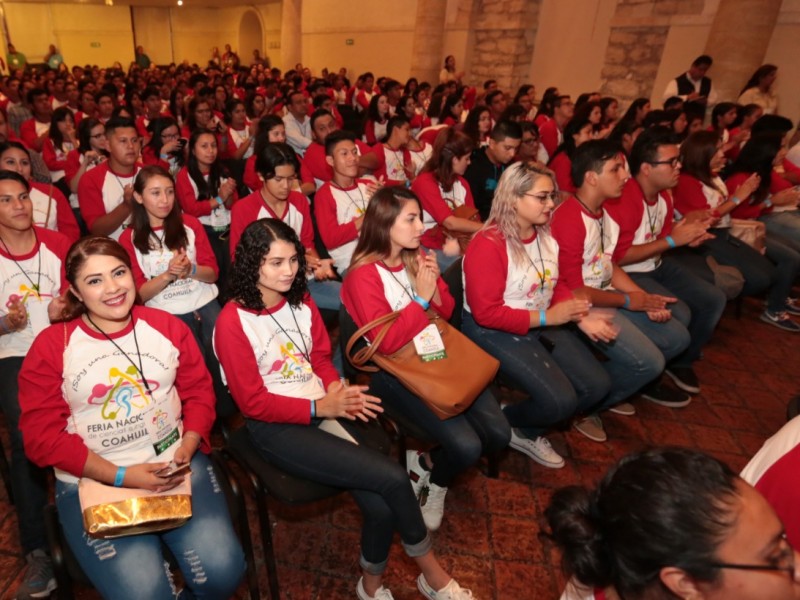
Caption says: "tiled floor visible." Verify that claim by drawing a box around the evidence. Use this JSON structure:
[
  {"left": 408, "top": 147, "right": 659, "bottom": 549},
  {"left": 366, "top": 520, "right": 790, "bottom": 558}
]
[{"left": 0, "top": 297, "right": 798, "bottom": 599}]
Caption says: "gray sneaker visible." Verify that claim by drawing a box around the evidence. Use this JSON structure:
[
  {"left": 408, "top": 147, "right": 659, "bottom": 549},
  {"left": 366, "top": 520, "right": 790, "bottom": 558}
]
[{"left": 15, "top": 549, "right": 56, "bottom": 599}]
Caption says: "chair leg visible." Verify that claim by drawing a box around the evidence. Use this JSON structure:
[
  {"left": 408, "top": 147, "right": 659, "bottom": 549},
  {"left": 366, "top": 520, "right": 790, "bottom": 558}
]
[
  {"left": 251, "top": 474, "right": 280, "bottom": 600},
  {"left": 211, "top": 451, "right": 260, "bottom": 600},
  {"left": 0, "top": 437, "right": 13, "bottom": 504}
]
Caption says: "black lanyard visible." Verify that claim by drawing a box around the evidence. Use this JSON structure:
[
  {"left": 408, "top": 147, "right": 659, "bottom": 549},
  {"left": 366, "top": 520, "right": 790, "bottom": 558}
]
[
  {"left": 522, "top": 230, "right": 547, "bottom": 293},
  {"left": 575, "top": 195, "right": 605, "bottom": 254},
  {"left": 86, "top": 314, "right": 153, "bottom": 397},
  {"left": 331, "top": 181, "right": 367, "bottom": 215},
  {"left": 381, "top": 262, "right": 416, "bottom": 303},
  {"left": 644, "top": 197, "right": 660, "bottom": 237},
  {"left": 0, "top": 230, "right": 41, "bottom": 293},
  {"left": 266, "top": 305, "right": 310, "bottom": 363}
]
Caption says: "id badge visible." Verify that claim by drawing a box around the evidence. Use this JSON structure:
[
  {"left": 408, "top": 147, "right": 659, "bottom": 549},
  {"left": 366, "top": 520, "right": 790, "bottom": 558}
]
[
  {"left": 413, "top": 323, "right": 447, "bottom": 362},
  {"left": 142, "top": 396, "right": 180, "bottom": 456}
]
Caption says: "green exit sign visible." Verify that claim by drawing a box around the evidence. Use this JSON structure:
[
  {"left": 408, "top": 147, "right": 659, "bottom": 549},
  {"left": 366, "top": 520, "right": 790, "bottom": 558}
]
[
  {"left": 90, "top": 42, "right": 101, "bottom": 48},
  {"left": 345, "top": 39, "right": 354, "bottom": 45}
]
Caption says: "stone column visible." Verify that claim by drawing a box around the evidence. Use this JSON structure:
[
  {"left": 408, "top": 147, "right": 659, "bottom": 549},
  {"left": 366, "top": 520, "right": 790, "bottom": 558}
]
[
  {"left": 409, "top": 0, "right": 447, "bottom": 85},
  {"left": 703, "top": 0, "right": 782, "bottom": 103},
  {"left": 280, "top": 0, "right": 302, "bottom": 71}
]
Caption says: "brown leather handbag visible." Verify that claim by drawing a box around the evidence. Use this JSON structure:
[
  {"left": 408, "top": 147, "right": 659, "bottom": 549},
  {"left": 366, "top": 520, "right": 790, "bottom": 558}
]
[{"left": 346, "top": 310, "right": 499, "bottom": 419}]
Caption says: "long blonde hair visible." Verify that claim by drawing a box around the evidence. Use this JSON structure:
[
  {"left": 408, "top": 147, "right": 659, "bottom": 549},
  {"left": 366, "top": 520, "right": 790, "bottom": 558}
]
[
  {"left": 483, "top": 161, "right": 558, "bottom": 268},
  {"left": 349, "top": 186, "right": 421, "bottom": 286}
]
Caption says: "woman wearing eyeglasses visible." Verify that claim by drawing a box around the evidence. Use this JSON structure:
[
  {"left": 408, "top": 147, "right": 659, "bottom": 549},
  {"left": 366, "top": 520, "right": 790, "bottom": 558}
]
[
  {"left": 548, "top": 447, "right": 800, "bottom": 600},
  {"left": 462, "top": 162, "right": 614, "bottom": 468}
]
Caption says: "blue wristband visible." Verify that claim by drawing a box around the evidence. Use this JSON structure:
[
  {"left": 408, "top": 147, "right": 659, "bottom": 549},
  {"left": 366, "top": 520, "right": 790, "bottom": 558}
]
[
  {"left": 731, "top": 196, "right": 742, "bottom": 206},
  {"left": 413, "top": 295, "right": 430, "bottom": 310},
  {"left": 114, "top": 466, "right": 127, "bottom": 487},
  {"left": 665, "top": 235, "right": 676, "bottom": 249},
  {"left": 622, "top": 293, "right": 631, "bottom": 309},
  {"left": 191, "top": 263, "right": 197, "bottom": 276},
  {"left": 310, "top": 400, "right": 316, "bottom": 418},
  {"left": 214, "top": 195, "right": 224, "bottom": 207},
  {"left": 539, "top": 310, "right": 546, "bottom": 327}
]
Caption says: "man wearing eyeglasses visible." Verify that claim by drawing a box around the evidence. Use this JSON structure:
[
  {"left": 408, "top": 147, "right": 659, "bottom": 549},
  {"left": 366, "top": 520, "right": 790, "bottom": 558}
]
[{"left": 605, "top": 126, "right": 725, "bottom": 400}]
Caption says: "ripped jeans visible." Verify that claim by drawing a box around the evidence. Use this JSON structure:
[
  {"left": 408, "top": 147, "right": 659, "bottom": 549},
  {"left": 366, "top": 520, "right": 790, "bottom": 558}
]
[{"left": 55, "top": 453, "right": 245, "bottom": 600}]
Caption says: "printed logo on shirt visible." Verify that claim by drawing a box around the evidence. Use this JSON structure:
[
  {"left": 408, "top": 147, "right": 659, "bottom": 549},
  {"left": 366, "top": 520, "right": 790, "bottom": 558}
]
[
  {"left": 265, "top": 341, "right": 313, "bottom": 381},
  {"left": 526, "top": 269, "right": 556, "bottom": 298},
  {"left": 85, "top": 363, "right": 159, "bottom": 421}
]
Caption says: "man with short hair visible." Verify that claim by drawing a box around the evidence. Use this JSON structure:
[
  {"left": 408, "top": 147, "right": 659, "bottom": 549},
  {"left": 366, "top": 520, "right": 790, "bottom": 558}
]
[
  {"left": 19, "top": 88, "right": 52, "bottom": 152},
  {"left": 539, "top": 95, "right": 574, "bottom": 157},
  {"left": 78, "top": 116, "right": 141, "bottom": 239},
  {"left": 464, "top": 120, "right": 522, "bottom": 220},
  {"left": 283, "top": 90, "right": 312, "bottom": 157},
  {"left": 135, "top": 45, "right": 151, "bottom": 69},
  {"left": 136, "top": 86, "right": 168, "bottom": 140},
  {"left": 662, "top": 55, "right": 717, "bottom": 108},
  {"left": 0, "top": 170, "right": 71, "bottom": 599},
  {"left": 383, "top": 79, "right": 403, "bottom": 115},
  {"left": 550, "top": 139, "right": 685, "bottom": 441},
  {"left": 313, "top": 130, "right": 376, "bottom": 273},
  {"left": 485, "top": 89, "right": 507, "bottom": 125},
  {"left": 605, "top": 127, "right": 724, "bottom": 395},
  {"left": 6, "top": 43, "right": 26, "bottom": 71}
]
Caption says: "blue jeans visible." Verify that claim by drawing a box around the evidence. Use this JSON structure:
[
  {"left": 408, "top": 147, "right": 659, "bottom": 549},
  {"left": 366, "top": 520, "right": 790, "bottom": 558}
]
[
  {"left": 368, "top": 371, "right": 510, "bottom": 488},
  {"left": 0, "top": 356, "right": 48, "bottom": 553},
  {"left": 702, "top": 230, "right": 775, "bottom": 297},
  {"left": 55, "top": 453, "right": 245, "bottom": 600},
  {"left": 760, "top": 211, "right": 800, "bottom": 253},
  {"left": 461, "top": 312, "right": 610, "bottom": 438},
  {"left": 245, "top": 419, "right": 431, "bottom": 574},
  {"left": 619, "top": 285, "right": 691, "bottom": 365},
  {"left": 585, "top": 311, "right": 666, "bottom": 410},
  {"left": 629, "top": 257, "right": 726, "bottom": 366},
  {"left": 307, "top": 278, "right": 342, "bottom": 311},
  {"left": 764, "top": 233, "right": 800, "bottom": 313}
]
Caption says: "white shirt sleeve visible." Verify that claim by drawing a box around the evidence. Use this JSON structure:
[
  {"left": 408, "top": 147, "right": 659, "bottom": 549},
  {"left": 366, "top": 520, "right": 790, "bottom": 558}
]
[{"left": 283, "top": 114, "right": 312, "bottom": 156}]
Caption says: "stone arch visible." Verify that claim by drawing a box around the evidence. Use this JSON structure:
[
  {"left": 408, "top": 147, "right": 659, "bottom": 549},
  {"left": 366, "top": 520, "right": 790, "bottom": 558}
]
[{"left": 238, "top": 9, "right": 264, "bottom": 63}]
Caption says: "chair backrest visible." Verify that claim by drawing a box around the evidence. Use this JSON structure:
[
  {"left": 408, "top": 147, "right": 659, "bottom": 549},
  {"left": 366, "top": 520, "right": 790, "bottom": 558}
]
[
  {"left": 442, "top": 257, "right": 464, "bottom": 330},
  {"left": 338, "top": 305, "right": 364, "bottom": 381}
]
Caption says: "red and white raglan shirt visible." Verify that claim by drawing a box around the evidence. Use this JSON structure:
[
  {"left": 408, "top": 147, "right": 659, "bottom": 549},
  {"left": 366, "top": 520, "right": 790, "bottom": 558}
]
[
  {"left": 0, "top": 227, "right": 70, "bottom": 360},
  {"left": 549, "top": 197, "right": 619, "bottom": 292},
  {"left": 42, "top": 137, "right": 75, "bottom": 182},
  {"left": 412, "top": 171, "right": 475, "bottom": 250},
  {"left": 539, "top": 119, "right": 563, "bottom": 159},
  {"left": 740, "top": 415, "right": 800, "bottom": 550},
  {"left": 408, "top": 142, "right": 432, "bottom": 178},
  {"left": 725, "top": 171, "right": 791, "bottom": 221},
  {"left": 363, "top": 119, "right": 387, "bottom": 145},
  {"left": 29, "top": 181, "right": 80, "bottom": 243},
  {"left": 78, "top": 162, "right": 142, "bottom": 240},
  {"left": 19, "top": 117, "right": 50, "bottom": 151},
  {"left": 213, "top": 297, "right": 339, "bottom": 423},
  {"left": 174, "top": 166, "right": 236, "bottom": 233},
  {"left": 463, "top": 226, "right": 570, "bottom": 335},
  {"left": 372, "top": 143, "right": 413, "bottom": 187},
  {"left": 341, "top": 262, "right": 455, "bottom": 355},
  {"left": 119, "top": 214, "right": 219, "bottom": 315},
  {"left": 299, "top": 140, "right": 373, "bottom": 192},
  {"left": 220, "top": 125, "right": 254, "bottom": 160},
  {"left": 243, "top": 155, "right": 261, "bottom": 192},
  {"left": 673, "top": 173, "right": 732, "bottom": 228},
  {"left": 18, "top": 305, "right": 215, "bottom": 483},
  {"left": 605, "top": 178, "right": 673, "bottom": 274},
  {"left": 229, "top": 190, "right": 314, "bottom": 261},
  {"left": 549, "top": 152, "right": 575, "bottom": 194},
  {"left": 65, "top": 149, "right": 102, "bottom": 209},
  {"left": 314, "top": 179, "right": 373, "bottom": 273}
]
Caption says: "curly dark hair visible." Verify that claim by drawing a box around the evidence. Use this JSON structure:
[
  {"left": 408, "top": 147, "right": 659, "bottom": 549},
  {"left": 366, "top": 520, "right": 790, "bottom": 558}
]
[{"left": 227, "top": 218, "right": 308, "bottom": 310}]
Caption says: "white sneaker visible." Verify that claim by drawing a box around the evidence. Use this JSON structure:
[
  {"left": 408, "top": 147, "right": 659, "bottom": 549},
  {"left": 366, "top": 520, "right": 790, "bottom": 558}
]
[
  {"left": 417, "top": 575, "right": 475, "bottom": 599},
  {"left": 357, "top": 577, "right": 395, "bottom": 600},
  {"left": 508, "top": 429, "right": 565, "bottom": 469},
  {"left": 406, "top": 450, "right": 431, "bottom": 499},
  {"left": 420, "top": 482, "right": 448, "bottom": 531}
]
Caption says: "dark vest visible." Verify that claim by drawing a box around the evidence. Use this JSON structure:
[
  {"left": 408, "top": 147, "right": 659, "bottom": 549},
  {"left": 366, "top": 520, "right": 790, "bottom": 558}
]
[{"left": 675, "top": 73, "right": 711, "bottom": 98}]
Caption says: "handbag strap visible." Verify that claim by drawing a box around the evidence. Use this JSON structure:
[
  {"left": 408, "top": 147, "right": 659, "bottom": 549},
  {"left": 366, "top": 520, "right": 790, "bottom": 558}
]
[{"left": 345, "top": 310, "right": 402, "bottom": 372}]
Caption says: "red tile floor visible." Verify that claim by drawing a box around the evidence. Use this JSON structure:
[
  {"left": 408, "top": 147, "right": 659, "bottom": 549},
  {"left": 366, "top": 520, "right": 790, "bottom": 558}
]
[{"left": 0, "top": 297, "right": 798, "bottom": 599}]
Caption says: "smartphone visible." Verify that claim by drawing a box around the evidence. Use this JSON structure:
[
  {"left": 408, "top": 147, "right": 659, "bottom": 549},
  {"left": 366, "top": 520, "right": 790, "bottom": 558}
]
[{"left": 155, "top": 460, "right": 191, "bottom": 477}]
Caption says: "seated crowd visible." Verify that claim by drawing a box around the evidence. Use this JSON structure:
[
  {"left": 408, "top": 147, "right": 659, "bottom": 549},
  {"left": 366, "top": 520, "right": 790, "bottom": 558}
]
[{"left": 0, "top": 51, "right": 798, "bottom": 600}]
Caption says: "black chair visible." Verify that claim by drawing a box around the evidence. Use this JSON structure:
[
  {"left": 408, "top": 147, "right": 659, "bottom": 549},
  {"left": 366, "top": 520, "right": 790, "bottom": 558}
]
[
  {"left": 787, "top": 396, "right": 800, "bottom": 422},
  {"left": 44, "top": 450, "right": 260, "bottom": 600},
  {"left": 217, "top": 402, "right": 390, "bottom": 600}
]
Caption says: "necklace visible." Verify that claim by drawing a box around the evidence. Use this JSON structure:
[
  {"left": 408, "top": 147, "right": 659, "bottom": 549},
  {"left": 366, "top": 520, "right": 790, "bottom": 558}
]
[
  {"left": 150, "top": 228, "right": 166, "bottom": 250},
  {"left": 0, "top": 229, "right": 41, "bottom": 292},
  {"left": 86, "top": 313, "right": 153, "bottom": 396},
  {"left": 110, "top": 168, "right": 135, "bottom": 196},
  {"left": 574, "top": 195, "right": 605, "bottom": 253},
  {"left": 381, "top": 262, "right": 416, "bottom": 302},
  {"left": 644, "top": 195, "right": 661, "bottom": 237},
  {"left": 522, "top": 230, "right": 547, "bottom": 293},
  {"left": 331, "top": 181, "right": 367, "bottom": 215},
  {"left": 266, "top": 305, "right": 310, "bottom": 363}
]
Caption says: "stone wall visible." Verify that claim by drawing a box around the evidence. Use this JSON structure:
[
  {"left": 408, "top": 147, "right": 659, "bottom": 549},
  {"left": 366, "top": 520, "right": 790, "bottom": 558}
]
[
  {"left": 600, "top": 0, "right": 705, "bottom": 107},
  {"left": 467, "top": 0, "right": 542, "bottom": 90}
]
